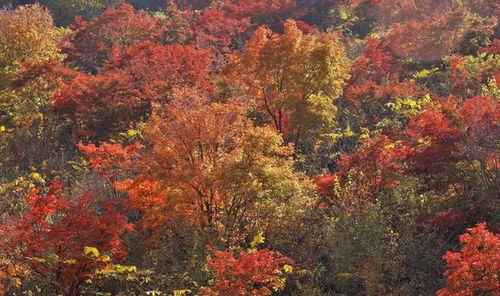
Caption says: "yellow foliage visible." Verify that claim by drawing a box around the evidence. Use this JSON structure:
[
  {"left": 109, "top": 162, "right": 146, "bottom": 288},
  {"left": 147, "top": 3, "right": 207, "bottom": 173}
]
[
  {"left": 127, "top": 129, "right": 139, "bottom": 137},
  {"left": 174, "top": 289, "right": 191, "bottom": 296},
  {"left": 250, "top": 231, "right": 266, "bottom": 248},
  {"left": 0, "top": 4, "right": 60, "bottom": 68},
  {"left": 227, "top": 19, "right": 350, "bottom": 142},
  {"left": 283, "top": 264, "right": 293, "bottom": 274},
  {"left": 0, "top": 261, "right": 27, "bottom": 293},
  {"left": 99, "top": 255, "right": 111, "bottom": 263},
  {"left": 95, "top": 263, "right": 138, "bottom": 277},
  {"left": 83, "top": 246, "right": 100, "bottom": 258},
  {"left": 28, "top": 172, "right": 45, "bottom": 184},
  {"left": 413, "top": 67, "right": 439, "bottom": 79}
]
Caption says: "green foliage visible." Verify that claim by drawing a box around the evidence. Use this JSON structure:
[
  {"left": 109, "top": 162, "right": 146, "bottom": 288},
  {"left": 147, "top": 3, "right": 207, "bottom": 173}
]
[{"left": 322, "top": 178, "right": 452, "bottom": 295}]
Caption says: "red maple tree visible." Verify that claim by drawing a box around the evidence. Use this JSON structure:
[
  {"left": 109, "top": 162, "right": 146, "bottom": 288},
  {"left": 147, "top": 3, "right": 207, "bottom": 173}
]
[
  {"left": 0, "top": 181, "right": 133, "bottom": 295},
  {"left": 62, "top": 4, "right": 164, "bottom": 72},
  {"left": 438, "top": 223, "right": 500, "bottom": 296}
]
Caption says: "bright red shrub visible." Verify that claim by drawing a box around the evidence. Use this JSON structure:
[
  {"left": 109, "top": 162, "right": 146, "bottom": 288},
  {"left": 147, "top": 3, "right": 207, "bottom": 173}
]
[
  {"left": 348, "top": 37, "right": 402, "bottom": 83},
  {"left": 405, "top": 106, "right": 462, "bottom": 176},
  {"left": 77, "top": 141, "right": 143, "bottom": 180},
  {"left": 313, "top": 173, "right": 336, "bottom": 198},
  {"left": 437, "top": 223, "right": 500, "bottom": 296},
  {"left": 114, "top": 177, "right": 170, "bottom": 233},
  {"left": 201, "top": 248, "right": 293, "bottom": 296}
]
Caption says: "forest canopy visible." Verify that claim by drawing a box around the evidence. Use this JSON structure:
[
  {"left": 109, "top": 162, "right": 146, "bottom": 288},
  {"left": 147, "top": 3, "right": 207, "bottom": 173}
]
[{"left": 0, "top": 0, "right": 498, "bottom": 295}]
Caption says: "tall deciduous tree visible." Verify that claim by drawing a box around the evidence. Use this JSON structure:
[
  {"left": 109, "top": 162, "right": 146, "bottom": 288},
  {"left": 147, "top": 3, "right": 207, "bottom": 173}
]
[
  {"left": 83, "top": 88, "right": 314, "bottom": 244},
  {"left": 227, "top": 19, "right": 350, "bottom": 147},
  {"left": 0, "top": 4, "right": 59, "bottom": 69}
]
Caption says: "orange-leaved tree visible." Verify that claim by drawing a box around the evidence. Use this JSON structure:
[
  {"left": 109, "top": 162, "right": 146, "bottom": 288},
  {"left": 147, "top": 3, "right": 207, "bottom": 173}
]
[{"left": 81, "top": 88, "right": 314, "bottom": 244}]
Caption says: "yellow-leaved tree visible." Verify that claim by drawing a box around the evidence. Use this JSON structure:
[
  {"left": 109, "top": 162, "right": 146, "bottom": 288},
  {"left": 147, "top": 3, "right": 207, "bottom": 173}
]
[
  {"left": 0, "top": 3, "right": 62, "bottom": 129},
  {"left": 226, "top": 19, "right": 350, "bottom": 148},
  {"left": 0, "top": 4, "right": 60, "bottom": 69},
  {"left": 0, "top": 4, "right": 67, "bottom": 216}
]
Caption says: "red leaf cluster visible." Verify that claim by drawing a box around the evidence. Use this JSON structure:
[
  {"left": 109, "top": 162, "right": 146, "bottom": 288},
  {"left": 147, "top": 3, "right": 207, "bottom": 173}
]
[
  {"left": 329, "top": 135, "right": 411, "bottom": 208},
  {"left": 62, "top": 4, "right": 164, "bottom": 72},
  {"left": 0, "top": 181, "right": 133, "bottom": 294},
  {"left": 188, "top": 7, "right": 251, "bottom": 66},
  {"left": 345, "top": 38, "right": 422, "bottom": 122},
  {"left": 54, "top": 41, "right": 212, "bottom": 140},
  {"left": 438, "top": 223, "right": 500, "bottom": 296},
  {"left": 201, "top": 248, "right": 293, "bottom": 296},
  {"left": 404, "top": 95, "right": 499, "bottom": 188},
  {"left": 419, "top": 210, "right": 470, "bottom": 232}
]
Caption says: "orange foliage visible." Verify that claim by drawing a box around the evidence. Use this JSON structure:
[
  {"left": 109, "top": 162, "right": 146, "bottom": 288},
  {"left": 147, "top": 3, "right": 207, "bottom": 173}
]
[
  {"left": 128, "top": 88, "right": 249, "bottom": 228},
  {"left": 77, "top": 141, "right": 143, "bottom": 180}
]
